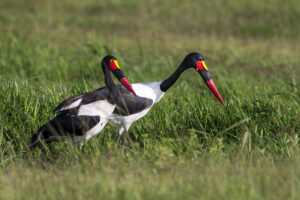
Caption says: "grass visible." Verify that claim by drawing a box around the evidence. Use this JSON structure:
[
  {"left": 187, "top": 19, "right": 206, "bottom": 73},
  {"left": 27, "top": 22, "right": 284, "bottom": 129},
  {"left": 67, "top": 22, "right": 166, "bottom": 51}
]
[{"left": 0, "top": 0, "right": 299, "bottom": 199}]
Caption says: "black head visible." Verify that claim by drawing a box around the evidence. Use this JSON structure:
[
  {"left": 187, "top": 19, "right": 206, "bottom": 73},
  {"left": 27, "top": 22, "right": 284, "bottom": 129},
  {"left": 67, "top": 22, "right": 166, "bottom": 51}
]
[
  {"left": 180, "top": 52, "right": 205, "bottom": 69},
  {"left": 100, "top": 55, "right": 136, "bottom": 95},
  {"left": 101, "top": 55, "right": 117, "bottom": 72},
  {"left": 181, "top": 52, "right": 224, "bottom": 104}
]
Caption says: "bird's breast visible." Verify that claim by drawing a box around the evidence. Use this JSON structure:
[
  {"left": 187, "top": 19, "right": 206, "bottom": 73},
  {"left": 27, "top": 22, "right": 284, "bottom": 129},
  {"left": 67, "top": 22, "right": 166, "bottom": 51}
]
[{"left": 132, "top": 82, "right": 165, "bottom": 103}]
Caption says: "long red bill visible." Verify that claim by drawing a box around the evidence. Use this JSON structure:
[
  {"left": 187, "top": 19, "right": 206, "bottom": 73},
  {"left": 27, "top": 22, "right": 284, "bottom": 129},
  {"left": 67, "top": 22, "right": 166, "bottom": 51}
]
[
  {"left": 120, "top": 77, "right": 137, "bottom": 96},
  {"left": 205, "top": 79, "right": 224, "bottom": 104}
]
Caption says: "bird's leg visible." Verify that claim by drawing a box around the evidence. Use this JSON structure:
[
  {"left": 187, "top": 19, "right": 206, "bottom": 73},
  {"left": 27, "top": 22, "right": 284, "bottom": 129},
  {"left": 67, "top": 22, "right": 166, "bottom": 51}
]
[
  {"left": 37, "top": 141, "right": 46, "bottom": 153},
  {"left": 126, "top": 131, "right": 133, "bottom": 144},
  {"left": 122, "top": 132, "right": 127, "bottom": 146},
  {"left": 73, "top": 136, "right": 84, "bottom": 149},
  {"left": 78, "top": 141, "right": 84, "bottom": 149},
  {"left": 121, "top": 131, "right": 128, "bottom": 152},
  {"left": 115, "top": 135, "right": 121, "bottom": 144},
  {"left": 122, "top": 130, "right": 133, "bottom": 146},
  {"left": 121, "top": 123, "right": 133, "bottom": 148},
  {"left": 115, "top": 127, "right": 124, "bottom": 145}
]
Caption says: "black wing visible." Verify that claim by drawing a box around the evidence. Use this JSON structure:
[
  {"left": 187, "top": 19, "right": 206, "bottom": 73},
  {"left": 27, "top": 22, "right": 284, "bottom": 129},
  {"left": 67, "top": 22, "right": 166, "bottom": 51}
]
[
  {"left": 39, "top": 113, "right": 100, "bottom": 140},
  {"left": 54, "top": 87, "right": 110, "bottom": 114},
  {"left": 54, "top": 93, "right": 84, "bottom": 113},
  {"left": 112, "top": 85, "right": 153, "bottom": 116},
  {"left": 54, "top": 84, "right": 153, "bottom": 116}
]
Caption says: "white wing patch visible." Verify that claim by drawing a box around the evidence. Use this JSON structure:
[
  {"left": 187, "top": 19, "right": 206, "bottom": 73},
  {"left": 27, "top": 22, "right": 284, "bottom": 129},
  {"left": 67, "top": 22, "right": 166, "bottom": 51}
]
[
  {"left": 78, "top": 100, "right": 115, "bottom": 117},
  {"left": 60, "top": 98, "right": 82, "bottom": 111}
]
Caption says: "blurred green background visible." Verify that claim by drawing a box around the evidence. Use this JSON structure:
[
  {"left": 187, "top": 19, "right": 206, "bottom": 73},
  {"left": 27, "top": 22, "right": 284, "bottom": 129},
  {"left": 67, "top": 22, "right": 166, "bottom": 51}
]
[{"left": 0, "top": 0, "right": 299, "bottom": 81}]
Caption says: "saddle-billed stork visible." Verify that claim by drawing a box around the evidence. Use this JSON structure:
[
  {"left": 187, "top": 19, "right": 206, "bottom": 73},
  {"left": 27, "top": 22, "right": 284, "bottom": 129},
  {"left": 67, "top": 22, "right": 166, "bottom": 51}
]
[
  {"left": 29, "top": 55, "right": 137, "bottom": 151},
  {"left": 109, "top": 52, "right": 224, "bottom": 144}
]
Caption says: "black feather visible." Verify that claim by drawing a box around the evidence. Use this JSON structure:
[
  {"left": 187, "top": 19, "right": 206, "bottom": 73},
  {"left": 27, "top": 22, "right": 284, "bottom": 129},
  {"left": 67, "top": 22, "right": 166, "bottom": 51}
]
[{"left": 55, "top": 85, "right": 153, "bottom": 116}]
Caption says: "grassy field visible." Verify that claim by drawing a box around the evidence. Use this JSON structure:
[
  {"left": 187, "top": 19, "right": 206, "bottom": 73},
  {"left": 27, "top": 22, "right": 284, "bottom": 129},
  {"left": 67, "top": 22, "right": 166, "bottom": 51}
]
[{"left": 0, "top": 0, "right": 299, "bottom": 199}]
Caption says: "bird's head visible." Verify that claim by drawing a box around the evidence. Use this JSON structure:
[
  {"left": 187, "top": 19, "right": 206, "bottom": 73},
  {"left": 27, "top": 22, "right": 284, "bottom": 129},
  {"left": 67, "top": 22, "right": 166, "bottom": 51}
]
[
  {"left": 102, "top": 55, "right": 136, "bottom": 95},
  {"left": 181, "top": 52, "right": 223, "bottom": 104}
]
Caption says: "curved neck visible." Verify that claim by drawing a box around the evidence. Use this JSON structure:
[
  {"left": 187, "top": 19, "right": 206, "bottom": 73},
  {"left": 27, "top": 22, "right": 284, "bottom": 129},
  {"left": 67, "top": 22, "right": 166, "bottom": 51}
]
[
  {"left": 160, "top": 64, "right": 189, "bottom": 92},
  {"left": 103, "top": 65, "right": 118, "bottom": 96}
]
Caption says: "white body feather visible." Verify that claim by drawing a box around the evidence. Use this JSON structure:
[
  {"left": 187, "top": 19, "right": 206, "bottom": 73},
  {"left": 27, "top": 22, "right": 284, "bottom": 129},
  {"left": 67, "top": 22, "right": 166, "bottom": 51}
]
[{"left": 110, "top": 81, "right": 165, "bottom": 135}]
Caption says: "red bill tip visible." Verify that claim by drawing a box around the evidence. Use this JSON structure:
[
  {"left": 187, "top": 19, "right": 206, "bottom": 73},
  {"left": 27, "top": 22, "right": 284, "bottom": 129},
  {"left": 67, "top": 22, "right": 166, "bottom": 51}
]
[
  {"left": 120, "top": 77, "right": 137, "bottom": 96},
  {"left": 206, "top": 79, "right": 224, "bottom": 104}
]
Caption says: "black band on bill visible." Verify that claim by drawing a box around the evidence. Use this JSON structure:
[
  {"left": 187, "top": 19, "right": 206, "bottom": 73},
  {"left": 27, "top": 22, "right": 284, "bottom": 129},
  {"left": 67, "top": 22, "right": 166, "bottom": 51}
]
[
  {"left": 112, "top": 69, "right": 125, "bottom": 80},
  {"left": 200, "top": 70, "right": 211, "bottom": 82}
]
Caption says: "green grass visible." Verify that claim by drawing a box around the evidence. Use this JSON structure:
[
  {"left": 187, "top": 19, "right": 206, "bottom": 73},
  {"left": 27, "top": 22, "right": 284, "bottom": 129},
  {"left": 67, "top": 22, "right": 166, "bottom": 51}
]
[{"left": 0, "top": 0, "right": 299, "bottom": 199}]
